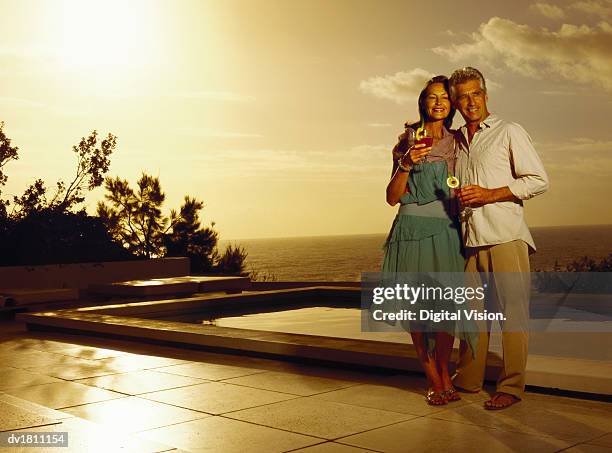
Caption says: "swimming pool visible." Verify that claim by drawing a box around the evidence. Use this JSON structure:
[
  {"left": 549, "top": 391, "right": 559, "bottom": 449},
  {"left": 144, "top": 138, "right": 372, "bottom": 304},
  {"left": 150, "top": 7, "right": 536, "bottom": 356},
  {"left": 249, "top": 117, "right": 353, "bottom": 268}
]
[
  {"left": 17, "top": 287, "right": 427, "bottom": 373},
  {"left": 16, "top": 285, "right": 612, "bottom": 395}
]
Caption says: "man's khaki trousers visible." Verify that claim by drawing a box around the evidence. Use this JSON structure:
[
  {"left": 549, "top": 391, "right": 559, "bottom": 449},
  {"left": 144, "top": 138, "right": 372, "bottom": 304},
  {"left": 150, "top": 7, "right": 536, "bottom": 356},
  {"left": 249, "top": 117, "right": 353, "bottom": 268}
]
[{"left": 453, "top": 240, "right": 530, "bottom": 399}]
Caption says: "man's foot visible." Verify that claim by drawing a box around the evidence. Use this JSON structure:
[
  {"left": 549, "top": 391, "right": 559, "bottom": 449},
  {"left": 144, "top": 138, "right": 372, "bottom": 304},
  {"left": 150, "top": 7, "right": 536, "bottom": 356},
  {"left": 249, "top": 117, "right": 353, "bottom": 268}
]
[
  {"left": 484, "top": 392, "right": 521, "bottom": 410},
  {"left": 426, "top": 389, "right": 448, "bottom": 406}
]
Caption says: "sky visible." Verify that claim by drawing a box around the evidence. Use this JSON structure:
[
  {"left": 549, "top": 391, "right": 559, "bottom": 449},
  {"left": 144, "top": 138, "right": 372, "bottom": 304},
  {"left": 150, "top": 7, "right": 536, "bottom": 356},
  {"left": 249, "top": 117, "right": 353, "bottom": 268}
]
[{"left": 0, "top": 0, "right": 611, "bottom": 240}]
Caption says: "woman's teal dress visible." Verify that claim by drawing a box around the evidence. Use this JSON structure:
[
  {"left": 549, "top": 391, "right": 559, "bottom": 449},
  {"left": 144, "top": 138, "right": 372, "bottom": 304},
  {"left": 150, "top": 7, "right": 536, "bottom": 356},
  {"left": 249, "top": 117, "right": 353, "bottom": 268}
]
[{"left": 381, "top": 130, "right": 478, "bottom": 355}]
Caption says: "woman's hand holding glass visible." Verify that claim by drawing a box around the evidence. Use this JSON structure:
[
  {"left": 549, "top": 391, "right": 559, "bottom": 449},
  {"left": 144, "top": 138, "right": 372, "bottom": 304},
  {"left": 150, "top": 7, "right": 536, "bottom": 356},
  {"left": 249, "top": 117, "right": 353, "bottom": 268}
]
[{"left": 400, "top": 143, "right": 432, "bottom": 167}]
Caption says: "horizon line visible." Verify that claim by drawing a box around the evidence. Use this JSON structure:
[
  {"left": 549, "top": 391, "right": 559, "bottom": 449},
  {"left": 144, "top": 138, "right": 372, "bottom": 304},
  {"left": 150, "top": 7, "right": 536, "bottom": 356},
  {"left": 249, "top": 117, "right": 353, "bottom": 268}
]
[{"left": 220, "top": 223, "right": 612, "bottom": 243}]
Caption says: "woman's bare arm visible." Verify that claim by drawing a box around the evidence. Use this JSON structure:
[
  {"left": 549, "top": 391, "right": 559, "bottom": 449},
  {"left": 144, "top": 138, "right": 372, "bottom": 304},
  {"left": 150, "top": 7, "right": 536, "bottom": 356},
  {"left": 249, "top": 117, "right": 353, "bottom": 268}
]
[{"left": 386, "top": 144, "right": 431, "bottom": 206}]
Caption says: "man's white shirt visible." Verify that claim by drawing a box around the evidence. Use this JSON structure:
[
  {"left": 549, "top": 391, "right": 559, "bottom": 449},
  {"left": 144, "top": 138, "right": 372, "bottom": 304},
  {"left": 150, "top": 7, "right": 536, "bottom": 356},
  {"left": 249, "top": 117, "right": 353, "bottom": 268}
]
[{"left": 455, "top": 114, "right": 549, "bottom": 252}]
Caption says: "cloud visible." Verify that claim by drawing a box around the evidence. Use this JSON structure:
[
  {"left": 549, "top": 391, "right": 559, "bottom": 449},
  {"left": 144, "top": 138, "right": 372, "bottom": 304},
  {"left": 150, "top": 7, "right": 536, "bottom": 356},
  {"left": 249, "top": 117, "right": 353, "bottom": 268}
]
[
  {"left": 360, "top": 68, "right": 435, "bottom": 103},
  {"left": 538, "top": 138, "right": 612, "bottom": 152},
  {"left": 530, "top": 2, "right": 566, "bottom": 19},
  {"left": 433, "top": 17, "right": 612, "bottom": 92},
  {"left": 486, "top": 79, "right": 503, "bottom": 90},
  {"left": 174, "top": 127, "right": 263, "bottom": 138},
  {"left": 349, "top": 144, "right": 390, "bottom": 153},
  {"left": 101, "top": 90, "right": 255, "bottom": 102},
  {"left": 0, "top": 96, "right": 82, "bottom": 116},
  {"left": 569, "top": 0, "right": 612, "bottom": 19},
  {"left": 538, "top": 90, "right": 577, "bottom": 95},
  {"left": 156, "top": 144, "right": 393, "bottom": 181},
  {"left": 367, "top": 123, "right": 392, "bottom": 128},
  {"left": 537, "top": 139, "right": 612, "bottom": 176},
  {"left": 173, "top": 91, "right": 256, "bottom": 102}
]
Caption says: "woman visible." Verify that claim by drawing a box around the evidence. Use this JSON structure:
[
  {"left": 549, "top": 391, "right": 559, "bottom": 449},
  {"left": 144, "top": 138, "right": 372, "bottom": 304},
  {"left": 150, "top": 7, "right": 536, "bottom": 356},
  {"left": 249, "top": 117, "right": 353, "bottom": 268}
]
[{"left": 381, "top": 75, "right": 477, "bottom": 405}]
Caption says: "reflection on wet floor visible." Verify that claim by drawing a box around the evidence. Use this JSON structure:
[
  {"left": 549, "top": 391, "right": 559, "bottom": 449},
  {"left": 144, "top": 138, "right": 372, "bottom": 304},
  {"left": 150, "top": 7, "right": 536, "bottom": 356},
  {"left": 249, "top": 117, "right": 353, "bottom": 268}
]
[{"left": 1, "top": 320, "right": 611, "bottom": 453}]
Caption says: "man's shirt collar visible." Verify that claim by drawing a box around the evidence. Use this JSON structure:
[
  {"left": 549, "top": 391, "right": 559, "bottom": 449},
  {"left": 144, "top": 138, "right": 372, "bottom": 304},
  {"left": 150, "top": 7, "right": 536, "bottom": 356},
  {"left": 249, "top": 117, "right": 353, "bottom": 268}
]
[
  {"left": 460, "top": 113, "right": 498, "bottom": 133},
  {"left": 481, "top": 113, "right": 498, "bottom": 128}
]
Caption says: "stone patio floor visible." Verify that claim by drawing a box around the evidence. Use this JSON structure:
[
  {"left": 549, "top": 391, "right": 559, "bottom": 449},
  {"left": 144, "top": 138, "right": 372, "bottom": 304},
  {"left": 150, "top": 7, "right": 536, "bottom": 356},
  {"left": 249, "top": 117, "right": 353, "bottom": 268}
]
[{"left": 0, "top": 319, "right": 611, "bottom": 453}]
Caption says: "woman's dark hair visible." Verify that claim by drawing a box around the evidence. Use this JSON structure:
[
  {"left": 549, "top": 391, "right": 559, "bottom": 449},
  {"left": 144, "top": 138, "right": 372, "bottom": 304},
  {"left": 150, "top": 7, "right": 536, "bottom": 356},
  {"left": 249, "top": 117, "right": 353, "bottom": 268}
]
[{"left": 406, "top": 75, "right": 455, "bottom": 131}]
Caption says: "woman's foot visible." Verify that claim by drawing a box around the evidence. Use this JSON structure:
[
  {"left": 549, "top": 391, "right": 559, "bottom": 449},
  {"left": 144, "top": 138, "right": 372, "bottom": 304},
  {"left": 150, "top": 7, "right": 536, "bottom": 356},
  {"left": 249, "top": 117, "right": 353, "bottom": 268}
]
[
  {"left": 426, "top": 389, "right": 448, "bottom": 406},
  {"left": 484, "top": 392, "right": 520, "bottom": 410},
  {"left": 442, "top": 387, "right": 461, "bottom": 402}
]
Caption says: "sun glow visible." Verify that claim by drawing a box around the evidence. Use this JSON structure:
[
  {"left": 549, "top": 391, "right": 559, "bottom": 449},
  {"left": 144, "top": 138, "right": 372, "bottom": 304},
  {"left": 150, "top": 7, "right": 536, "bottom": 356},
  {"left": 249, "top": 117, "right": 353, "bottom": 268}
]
[{"left": 49, "top": 0, "right": 162, "bottom": 74}]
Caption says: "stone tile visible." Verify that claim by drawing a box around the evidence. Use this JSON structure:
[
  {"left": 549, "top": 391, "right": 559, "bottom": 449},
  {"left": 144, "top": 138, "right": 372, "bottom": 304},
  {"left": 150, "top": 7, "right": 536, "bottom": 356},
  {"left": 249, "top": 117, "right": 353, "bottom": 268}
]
[
  {"left": 155, "top": 362, "right": 268, "bottom": 381},
  {"left": 7, "top": 416, "right": 178, "bottom": 452},
  {"left": 225, "top": 397, "right": 414, "bottom": 439},
  {"left": 3, "top": 381, "right": 124, "bottom": 410},
  {"left": 222, "top": 371, "right": 361, "bottom": 396},
  {"left": 0, "top": 338, "right": 74, "bottom": 354},
  {"left": 19, "top": 334, "right": 147, "bottom": 355},
  {"left": 338, "top": 417, "right": 570, "bottom": 453},
  {"left": 141, "top": 382, "right": 298, "bottom": 414},
  {"left": 138, "top": 416, "right": 321, "bottom": 453},
  {"left": 75, "top": 370, "right": 206, "bottom": 395},
  {"left": 430, "top": 392, "right": 612, "bottom": 442},
  {"left": 248, "top": 362, "right": 390, "bottom": 385},
  {"left": 95, "top": 354, "right": 188, "bottom": 372},
  {"left": 180, "top": 352, "right": 316, "bottom": 373},
  {"left": 311, "top": 382, "right": 477, "bottom": 417},
  {"left": 291, "top": 442, "right": 379, "bottom": 452},
  {"left": 26, "top": 353, "right": 188, "bottom": 380},
  {"left": 0, "top": 400, "right": 59, "bottom": 432},
  {"left": 563, "top": 445, "right": 612, "bottom": 453},
  {"left": 379, "top": 373, "right": 492, "bottom": 403},
  {"left": 0, "top": 366, "right": 62, "bottom": 390},
  {"left": 62, "top": 396, "right": 209, "bottom": 433},
  {"left": 0, "top": 350, "right": 81, "bottom": 369},
  {"left": 104, "top": 342, "right": 199, "bottom": 359},
  {"left": 53, "top": 345, "right": 128, "bottom": 360},
  {"left": 18, "top": 338, "right": 86, "bottom": 352},
  {"left": 25, "top": 360, "right": 124, "bottom": 380},
  {"left": 0, "top": 394, "right": 74, "bottom": 421},
  {"left": 590, "top": 433, "right": 612, "bottom": 447}
]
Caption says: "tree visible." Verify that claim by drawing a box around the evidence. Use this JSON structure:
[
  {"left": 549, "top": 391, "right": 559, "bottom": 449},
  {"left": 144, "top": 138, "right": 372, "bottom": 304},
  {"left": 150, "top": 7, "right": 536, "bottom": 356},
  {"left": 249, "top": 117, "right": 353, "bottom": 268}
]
[
  {"left": 0, "top": 122, "right": 247, "bottom": 271},
  {"left": 0, "top": 125, "right": 128, "bottom": 267},
  {"left": 52, "top": 130, "right": 115, "bottom": 212},
  {"left": 0, "top": 121, "right": 20, "bottom": 219},
  {"left": 97, "top": 173, "right": 174, "bottom": 258},
  {"left": 163, "top": 196, "right": 219, "bottom": 273},
  {"left": 0, "top": 209, "right": 135, "bottom": 266},
  {"left": 98, "top": 172, "right": 248, "bottom": 273},
  {"left": 10, "top": 130, "right": 116, "bottom": 218},
  {"left": 566, "top": 254, "right": 612, "bottom": 272},
  {"left": 216, "top": 244, "right": 248, "bottom": 275}
]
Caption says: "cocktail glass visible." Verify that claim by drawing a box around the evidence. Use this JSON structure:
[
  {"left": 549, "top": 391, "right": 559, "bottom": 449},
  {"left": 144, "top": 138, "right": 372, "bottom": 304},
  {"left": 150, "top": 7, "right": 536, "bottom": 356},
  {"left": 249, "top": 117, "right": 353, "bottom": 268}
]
[{"left": 414, "top": 128, "right": 432, "bottom": 163}]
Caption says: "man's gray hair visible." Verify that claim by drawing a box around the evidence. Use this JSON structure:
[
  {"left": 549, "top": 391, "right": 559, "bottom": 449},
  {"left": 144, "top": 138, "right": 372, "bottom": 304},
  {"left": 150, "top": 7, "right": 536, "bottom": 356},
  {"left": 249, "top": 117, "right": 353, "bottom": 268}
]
[{"left": 448, "top": 67, "right": 487, "bottom": 100}]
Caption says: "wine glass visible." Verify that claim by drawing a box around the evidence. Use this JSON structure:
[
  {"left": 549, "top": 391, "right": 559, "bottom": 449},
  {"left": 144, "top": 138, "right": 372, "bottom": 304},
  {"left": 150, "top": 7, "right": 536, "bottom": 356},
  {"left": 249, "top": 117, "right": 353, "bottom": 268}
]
[
  {"left": 415, "top": 129, "right": 433, "bottom": 164},
  {"left": 458, "top": 176, "right": 473, "bottom": 221}
]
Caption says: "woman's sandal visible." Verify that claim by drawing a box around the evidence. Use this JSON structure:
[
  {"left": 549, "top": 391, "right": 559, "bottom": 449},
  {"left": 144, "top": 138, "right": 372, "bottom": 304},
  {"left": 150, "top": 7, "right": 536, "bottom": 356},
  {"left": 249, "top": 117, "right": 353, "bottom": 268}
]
[
  {"left": 426, "top": 390, "right": 448, "bottom": 406},
  {"left": 443, "top": 388, "right": 461, "bottom": 402}
]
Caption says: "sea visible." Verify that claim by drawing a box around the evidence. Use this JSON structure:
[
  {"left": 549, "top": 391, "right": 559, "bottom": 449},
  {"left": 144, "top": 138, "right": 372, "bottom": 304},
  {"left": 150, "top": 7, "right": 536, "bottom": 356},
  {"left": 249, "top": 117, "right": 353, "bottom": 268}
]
[{"left": 220, "top": 225, "right": 612, "bottom": 281}]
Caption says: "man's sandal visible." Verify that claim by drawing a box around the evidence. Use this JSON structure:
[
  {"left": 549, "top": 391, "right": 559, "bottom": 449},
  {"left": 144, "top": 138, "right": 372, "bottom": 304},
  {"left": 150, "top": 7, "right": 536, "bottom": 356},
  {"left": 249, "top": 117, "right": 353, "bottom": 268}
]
[
  {"left": 443, "top": 388, "right": 461, "bottom": 402},
  {"left": 426, "top": 390, "right": 448, "bottom": 406},
  {"left": 484, "top": 392, "right": 520, "bottom": 410}
]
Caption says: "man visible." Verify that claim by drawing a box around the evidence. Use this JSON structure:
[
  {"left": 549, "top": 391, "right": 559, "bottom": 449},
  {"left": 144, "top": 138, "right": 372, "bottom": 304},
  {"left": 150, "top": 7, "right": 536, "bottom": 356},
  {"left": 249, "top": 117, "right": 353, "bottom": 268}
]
[{"left": 449, "top": 67, "right": 548, "bottom": 409}]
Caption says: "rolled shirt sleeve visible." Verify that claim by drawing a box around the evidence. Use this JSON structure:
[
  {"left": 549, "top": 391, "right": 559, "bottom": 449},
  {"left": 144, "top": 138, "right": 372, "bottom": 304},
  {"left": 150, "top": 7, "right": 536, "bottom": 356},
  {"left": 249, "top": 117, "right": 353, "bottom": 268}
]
[{"left": 506, "top": 123, "right": 549, "bottom": 200}]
